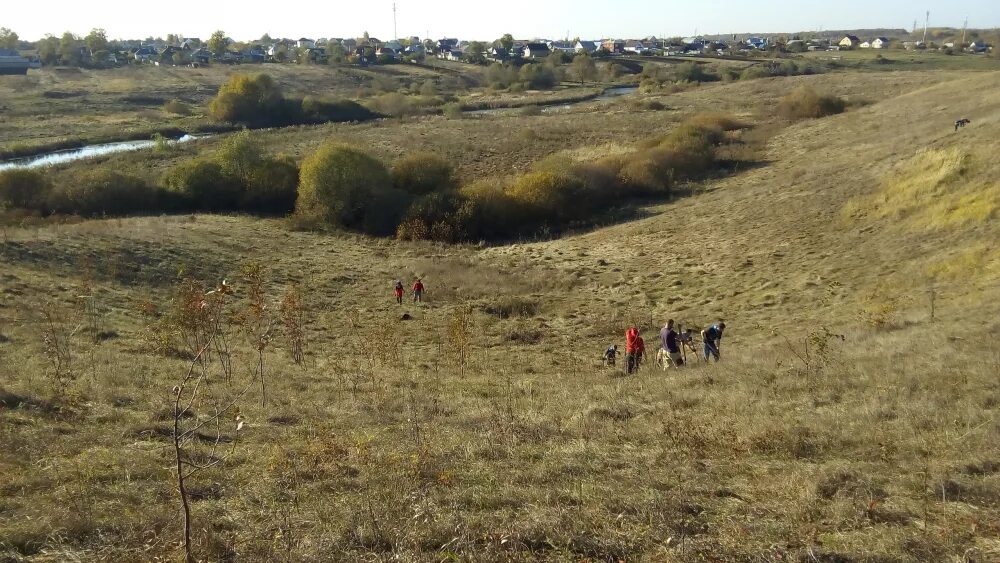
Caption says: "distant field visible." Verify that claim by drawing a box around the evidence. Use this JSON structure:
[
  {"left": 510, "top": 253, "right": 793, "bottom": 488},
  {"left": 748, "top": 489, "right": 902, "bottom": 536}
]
[
  {"left": 801, "top": 48, "right": 1000, "bottom": 71},
  {"left": 0, "top": 63, "right": 469, "bottom": 155}
]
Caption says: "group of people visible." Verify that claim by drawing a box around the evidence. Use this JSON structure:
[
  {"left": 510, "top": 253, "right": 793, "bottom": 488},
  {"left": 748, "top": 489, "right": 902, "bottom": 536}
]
[
  {"left": 605, "top": 319, "right": 726, "bottom": 374},
  {"left": 393, "top": 278, "right": 425, "bottom": 304}
]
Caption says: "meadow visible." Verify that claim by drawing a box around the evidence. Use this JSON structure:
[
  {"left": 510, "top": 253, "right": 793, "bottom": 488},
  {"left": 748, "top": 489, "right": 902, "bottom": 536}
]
[{"left": 0, "top": 56, "right": 999, "bottom": 562}]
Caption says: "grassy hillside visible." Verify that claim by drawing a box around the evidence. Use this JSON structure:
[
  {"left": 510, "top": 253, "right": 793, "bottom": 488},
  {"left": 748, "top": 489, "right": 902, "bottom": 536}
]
[{"left": 1, "top": 70, "right": 999, "bottom": 561}]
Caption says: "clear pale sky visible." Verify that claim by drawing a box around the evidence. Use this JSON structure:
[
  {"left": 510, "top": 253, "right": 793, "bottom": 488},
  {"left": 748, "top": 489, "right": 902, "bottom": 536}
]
[{"left": 4, "top": 0, "right": 998, "bottom": 41}]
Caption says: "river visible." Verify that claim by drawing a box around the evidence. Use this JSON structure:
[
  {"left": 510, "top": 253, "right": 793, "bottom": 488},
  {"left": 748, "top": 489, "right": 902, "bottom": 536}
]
[{"left": 0, "top": 135, "right": 202, "bottom": 172}]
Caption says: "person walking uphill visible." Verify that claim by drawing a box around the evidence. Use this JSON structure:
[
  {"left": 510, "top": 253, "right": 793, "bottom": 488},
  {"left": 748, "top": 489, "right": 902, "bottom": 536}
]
[
  {"left": 625, "top": 326, "right": 642, "bottom": 374},
  {"left": 660, "top": 319, "right": 683, "bottom": 367},
  {"left": 393, "top": 280, "right": 405, "bottom": 305},
  {"left": 701, "top": 321, "right": 726, "bottom": 362},
  {"left": 412, "top": 278, "right": 425, "bottom": 303}
]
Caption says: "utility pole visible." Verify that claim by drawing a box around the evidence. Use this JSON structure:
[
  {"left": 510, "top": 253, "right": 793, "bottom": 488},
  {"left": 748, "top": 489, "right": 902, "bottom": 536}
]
[
  {"left": 962, "top": 17, "right": 968, "bottom": 46},
  {"left": 923, "top": 11, "right": 929, "bottom": 44},
  {"left": 393, "top": 2, "right": 398, "bottom": 40}
]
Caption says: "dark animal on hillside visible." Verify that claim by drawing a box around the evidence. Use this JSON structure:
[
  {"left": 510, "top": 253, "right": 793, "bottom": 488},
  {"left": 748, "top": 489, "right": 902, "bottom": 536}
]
[{"left": 955, "top": 118, "right": 971, "bottom": 132}]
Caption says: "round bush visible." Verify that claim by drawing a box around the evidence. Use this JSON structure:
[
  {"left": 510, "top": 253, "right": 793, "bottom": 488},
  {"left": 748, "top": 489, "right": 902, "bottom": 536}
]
[
  {"left": 241, "top": 155, "right": 299, "bottom": 213},
  {"left": 208, "top": 74, "right": 285, "bottom": 126},
  {"left": 47, "top": 171, "right": 161, "bottom": 217},
  {"left": 163, "top": 160, "right": 242, "bottom": 211},
  {"left": 391, "top": 153, "right": 457, "bottom": 195},
  {"left": 296, "top": 143, "right": 401, "bottom": 233},
  {"left": 507, "top": 170, "right": 587, "bottom": 221},
  {"left": 0, "top": 169, "right": 52, "bottom": 212}
]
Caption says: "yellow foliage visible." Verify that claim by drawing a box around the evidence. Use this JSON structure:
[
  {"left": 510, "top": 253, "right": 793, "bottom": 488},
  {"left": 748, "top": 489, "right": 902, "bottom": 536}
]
[
  {"left": 925, "top": 244, "right": 1000, "bottom": 283},
  {"left": 843, "top": 148, "right": 1000, "bottom": 230}
]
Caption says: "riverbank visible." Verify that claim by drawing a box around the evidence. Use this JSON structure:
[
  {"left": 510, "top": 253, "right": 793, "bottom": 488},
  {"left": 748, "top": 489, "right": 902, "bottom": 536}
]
[{"left": 0, "top": 123, "right": 238, "bottom": 162}]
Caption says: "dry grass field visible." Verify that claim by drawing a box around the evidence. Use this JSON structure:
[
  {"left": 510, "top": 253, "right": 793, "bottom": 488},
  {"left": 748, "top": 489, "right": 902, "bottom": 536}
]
[{"left": 1, "top": 66, "right": 999, "bottom": 562}]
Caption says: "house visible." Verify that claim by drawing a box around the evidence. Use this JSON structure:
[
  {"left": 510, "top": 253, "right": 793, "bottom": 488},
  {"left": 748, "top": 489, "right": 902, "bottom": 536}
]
[
  {"left": 297, "top": 38, "right": 315, "bottom": 49},
  {"left": 437, "top": 38, "right": 458, "bottom": 54},
  {"left": 445, "top": 49, "right": 464, "bottom": 62},
  {"left": 684, "top": 41, "right": 705, "bottom": 54},
  {"left": 488, "top": 46, "right": 510, "bottom": 62},
  {"left": 190, "top": 48, "right": 212, "bottom": 65},
  {"left": 240, "top": 47, "right": 266, "bottom": 63},
  {"left": 839, "top": 35, "right": 861, "bottom": 49},
  {"left": 575, "top": 40, "right": 598, "bottom": 53},
  {"left": 0, "top": 48, "right": 30, "bottom": 75},
  {"left": 179, "top": 38, "right": 200, "bottom": 50},
  {"left": 133, "top": 46, "right": 158, "bottom": 63},
  {"left": 968, "top": 40, "right": 988, "bottom": 53},
  {"left": 746, "top": 37, "right": 768, "bottom": 50},
  {"left": 341, "top": 38, "right": 358, "bottom": 51},
  {"left": 859, "top": 41, "right": 872, "bottom": 49},
  {"left": 376, "top": 47, "right": 397, "bottom": 60},
  {"left": 624, "top": 40, "right": 648, "bottom": 54},
  {"left": 547, "top": 40, "right": 574, "bottom": 53},
  {"left": 523, "top": 42, "right": 551, "bottom": 59},
  {"left": 871, "top": 37, "right": 890, "bottom": 49},
  {"left": 384, "top": 40, "right": 404, "bottom": 53},
  {"left": 601, "top": 39, "right": 625, "bottom": 54}
]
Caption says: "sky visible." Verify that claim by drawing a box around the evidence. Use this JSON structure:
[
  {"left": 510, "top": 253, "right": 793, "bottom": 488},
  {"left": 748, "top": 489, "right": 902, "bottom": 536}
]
[{"left": 3, "top": 1, "right": 998, "bottom": 42}]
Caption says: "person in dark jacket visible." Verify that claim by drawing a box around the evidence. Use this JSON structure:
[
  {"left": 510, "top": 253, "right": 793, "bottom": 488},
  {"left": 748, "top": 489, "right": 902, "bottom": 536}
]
[{"left": 701, "top": 321, "right": 726, "bottom": 362}]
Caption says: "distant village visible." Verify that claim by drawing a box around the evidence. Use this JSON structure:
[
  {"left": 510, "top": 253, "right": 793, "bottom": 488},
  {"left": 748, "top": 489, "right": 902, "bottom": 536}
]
[{"left": 0, "top": 29, "right": 994, "bottom": 75}]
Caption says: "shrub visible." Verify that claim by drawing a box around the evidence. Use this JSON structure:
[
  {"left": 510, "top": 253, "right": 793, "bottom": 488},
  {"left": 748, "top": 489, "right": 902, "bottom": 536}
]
[
  {"left": 240, "top": 154, "right": 298, "bottom": 213},
  {"left": 674, "top": 62, "right": 718, "bottom": 83},
  {"left": 507, "top": 170, "right": 588, "bottom": 221},
  {"left": 518, "top": 64, "right": 557, "bottom": 89},
  {"left": 163, "top": 99, "right": 192, "bottom": 116},
  {"left": 47, "top": 171, "right": 163, "bottom": 216},
  {"left": 208, "top": 74, "right": 285, "bottom": 126},
  {"left": 215, "top": 130, "right": 266, "bottom": 188},
  {"left": 391, "top": 153, "right": 458, "bottom": 195},
  {"left": 456, "top": 179, "right": 523, "bottom": 241},
  {"left": 299, "top": 97, "right": 377, "bottom": 123},
  {"left": 442, "top": 103, "right": 463, "bottom": 119},
  {"left": 296, "top": 144, "right": 404, "bottom": 234},
  {"left": 778, "top": 86, "right": 846, "bottom": 119},
  {"left": 618, "top": 150, "right": 674, "bottom": 195},
  {"left": 0, "top": 169, "right": 52, "bottom": 212},
  {"left": 163, "top": 160, "right": 242, "bottom": 211},
  {"left": 367, "top": 92, "right": 412, "bottom": 117},
  {"left": 397, "top": 191, "right": 463, "bottom": 242}
]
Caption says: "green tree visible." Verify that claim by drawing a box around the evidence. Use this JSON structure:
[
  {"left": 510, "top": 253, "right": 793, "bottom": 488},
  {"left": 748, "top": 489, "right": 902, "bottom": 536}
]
[
  {"left": 499, "top": 33, "right": 514, "bottom": 52},
  {"left": 37, "top": 35, "right": 60, "bottom": 65},
  {"left": 0, "top": 28, "right": 18, "bottom": 50},
  {"left": 570, "top": 53, "right": 598, "bottom": 83},
  {"left": 84, "top": 29, "right": 109, "bottom": 58},
  {"left": 465, "top": 41, "right": 487, "bottom": 64},
  {"left": 58, "top": 32, "right": 82, "bottom": 66},
  {"left": 260, "top": 33, "right": 273, "bottom": 44},
  {"left": 207, "top": 30, "right": 228, "bottom": 57}
]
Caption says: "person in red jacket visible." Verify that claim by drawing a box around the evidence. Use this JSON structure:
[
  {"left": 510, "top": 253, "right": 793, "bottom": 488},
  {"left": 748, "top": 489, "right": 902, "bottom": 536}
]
[
  {"left": 393, "top": 280, "right": 404, "bottom": 305},
  {"left": 412, "top": 278, "right": 425, "bottom": 303},
  {"left": 634, "top": 334, "right": 646, "bottom": 372},
  {"left": 625, "top": 326, "right": 641, "bottom": 374}
]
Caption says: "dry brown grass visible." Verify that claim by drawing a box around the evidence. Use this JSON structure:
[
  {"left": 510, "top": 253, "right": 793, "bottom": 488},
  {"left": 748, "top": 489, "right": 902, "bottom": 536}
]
[{"left": 1, "top": 69, "right": 1000, "bottom": 561}]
